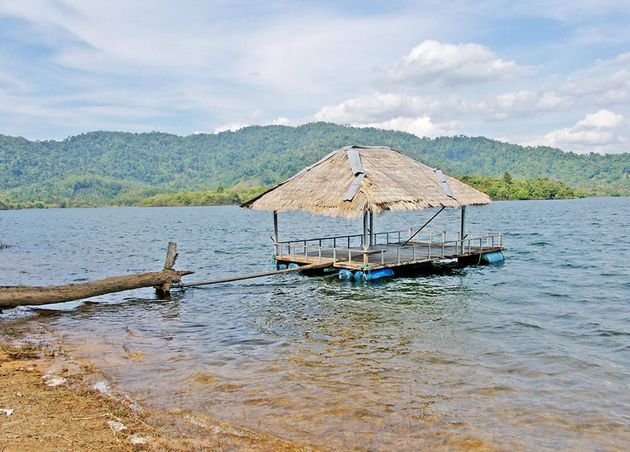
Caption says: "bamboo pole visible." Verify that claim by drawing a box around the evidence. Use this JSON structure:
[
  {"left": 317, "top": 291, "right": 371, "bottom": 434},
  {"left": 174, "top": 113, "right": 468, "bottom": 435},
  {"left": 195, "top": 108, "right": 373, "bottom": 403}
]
[{"left": 176, "top": 261, "right": 332, "bottom": 288}]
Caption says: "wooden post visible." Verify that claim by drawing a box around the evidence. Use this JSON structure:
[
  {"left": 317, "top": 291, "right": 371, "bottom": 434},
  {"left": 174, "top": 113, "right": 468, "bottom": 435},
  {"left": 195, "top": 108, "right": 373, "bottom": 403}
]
[
  {"left": 157, "top": 242, "right": 179, "bottom": 296},
  {"left": 460, "top": 206, "right": 466, "bottom": 254},
  {"left": 163, "top": 241, "right": 178, "bottom": 270}
]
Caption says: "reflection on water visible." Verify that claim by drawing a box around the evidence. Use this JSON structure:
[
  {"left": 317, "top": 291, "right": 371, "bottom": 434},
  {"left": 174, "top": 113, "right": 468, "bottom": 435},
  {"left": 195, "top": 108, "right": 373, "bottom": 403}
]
[{"left": 2, "top": 198, "right": 630, "bottom": 449}]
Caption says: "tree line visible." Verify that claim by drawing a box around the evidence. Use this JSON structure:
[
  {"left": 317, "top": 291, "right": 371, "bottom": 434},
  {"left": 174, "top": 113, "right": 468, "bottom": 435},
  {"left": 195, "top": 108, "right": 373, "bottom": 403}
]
[{"left": 0, "top": 122, "right": 627, "bottom": 208}]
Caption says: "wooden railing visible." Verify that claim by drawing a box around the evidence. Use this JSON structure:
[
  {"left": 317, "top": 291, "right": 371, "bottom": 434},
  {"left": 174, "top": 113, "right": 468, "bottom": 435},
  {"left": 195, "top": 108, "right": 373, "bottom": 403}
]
[
  {"left": 277, "top": 227, "right": 470, "bottom": 248},
  {"left": 275, "top": 230, "right": 504, "bottom": 266}
]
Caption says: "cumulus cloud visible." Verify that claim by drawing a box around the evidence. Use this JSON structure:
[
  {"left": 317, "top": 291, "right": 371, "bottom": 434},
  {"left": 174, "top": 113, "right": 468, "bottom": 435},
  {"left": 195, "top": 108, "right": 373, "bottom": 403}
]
[
  {"left": 388, "top": 40, "right": 531, "bottom": 86},
  {"left": 0, "top": 0, "right": 439, "bottom": 138},
  {"left": 313, "top": 46, "right": 630, "bottom": 150},
  {"left": 562, "top": 52, "right": 630, "bottom": 107},
  {"left": 0, "top": 1, "right": 629, "bottom": 153},
  {"left": 489, "top": 90, "right": 571, "bottom": 118},
  {"left": 540, "top": 109, "right": 627, "bottom": 153},
  {"left": 313, "top": 40, "right": 535, "bottom": 139},
  {"left": 314, "top": 93, "right": 440, "bottom": 124},
  {"left": 213, "top": 116, "right": 289, "bottom": 134},
  {"left": 356, "top": 116, "right": 458, "bottom": 138},
  {"left": 472, "top": 52, "right": 630, "bottom": 122}
]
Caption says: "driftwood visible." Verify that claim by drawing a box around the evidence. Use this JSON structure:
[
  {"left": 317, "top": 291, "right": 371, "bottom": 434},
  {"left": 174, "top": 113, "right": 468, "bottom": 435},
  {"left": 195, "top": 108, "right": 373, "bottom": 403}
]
[{"left": 0, "top": 242, "right": 193, "bottom": 309}]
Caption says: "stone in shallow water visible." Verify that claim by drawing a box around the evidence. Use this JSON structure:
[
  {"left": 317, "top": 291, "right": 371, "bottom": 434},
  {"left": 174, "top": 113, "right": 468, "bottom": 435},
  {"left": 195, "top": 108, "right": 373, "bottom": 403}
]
[
  {"left": 129, "top": 434, "right": 151, "bottom": 445},
  {"left": 43, "top": 375, "right": 66, "bottom": 387},
  {"left": 106, "top": 420, "right": 126, "bottom": 432},
  {"left": 92, "top": 380, "right": 113, "bottom": 396}
]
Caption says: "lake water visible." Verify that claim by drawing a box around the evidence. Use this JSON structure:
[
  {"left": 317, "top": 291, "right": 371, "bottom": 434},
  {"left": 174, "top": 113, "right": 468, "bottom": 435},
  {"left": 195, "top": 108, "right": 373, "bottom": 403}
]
[{"left": 1, "top": 198, "right": 629, "bottom": 450}]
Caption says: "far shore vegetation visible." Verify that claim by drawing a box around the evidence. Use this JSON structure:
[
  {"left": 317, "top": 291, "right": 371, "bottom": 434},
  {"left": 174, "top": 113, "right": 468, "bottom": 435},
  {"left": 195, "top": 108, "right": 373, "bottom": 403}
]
[
  {"left": 0, "top": 173, "right": 585, "bottom": 210},
  {"left": 459, "top": 172, "right": 587, "bottom": 200},
  {"left": 1, "top": 123, "right": 627, "bottom": 210}
]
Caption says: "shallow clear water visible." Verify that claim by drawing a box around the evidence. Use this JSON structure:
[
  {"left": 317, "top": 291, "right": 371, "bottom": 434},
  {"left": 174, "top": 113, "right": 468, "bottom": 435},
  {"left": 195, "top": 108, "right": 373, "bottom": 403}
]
[{"left": 1, "top": 198, "right": 629, "bottom": 449}]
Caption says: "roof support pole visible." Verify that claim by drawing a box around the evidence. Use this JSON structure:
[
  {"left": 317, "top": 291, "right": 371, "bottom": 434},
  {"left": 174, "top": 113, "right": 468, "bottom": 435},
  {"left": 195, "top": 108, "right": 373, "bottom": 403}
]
[
  {"left": 460, "top": 206, "right": 466, "bottom": 254},
  {"left": 273, "top": 211, "right": 279, "bottom": 255},
  {"left": 362, "top": 209, "right": 369, "bottom": 250},
  {"left": 369, "top": 209, "right": 374, "bottom": 246},
  {"left": 401, "top": 206, "right": 445, "bottom": 246}
]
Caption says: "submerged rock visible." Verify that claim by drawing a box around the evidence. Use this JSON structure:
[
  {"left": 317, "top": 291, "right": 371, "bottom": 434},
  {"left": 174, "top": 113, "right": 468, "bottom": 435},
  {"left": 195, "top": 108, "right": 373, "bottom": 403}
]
[
  {"left": 106, "top": 420, "right": 127, "bottom": 432},
  {"left": 43, "top": 375, "right": 67, "bottom": 387}
]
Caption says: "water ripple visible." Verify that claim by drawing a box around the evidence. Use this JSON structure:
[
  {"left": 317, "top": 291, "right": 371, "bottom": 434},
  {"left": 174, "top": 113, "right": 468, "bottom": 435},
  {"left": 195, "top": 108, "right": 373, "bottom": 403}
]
[{"left": 1, "top": 199, "right": 629, "bottom": 449}]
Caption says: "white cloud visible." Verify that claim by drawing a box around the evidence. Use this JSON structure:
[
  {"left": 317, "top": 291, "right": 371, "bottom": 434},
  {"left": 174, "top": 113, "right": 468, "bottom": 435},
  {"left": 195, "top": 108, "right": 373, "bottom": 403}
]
[
  {"left": 213, "top": 116, "right": 290, "bottom": 134},
  {"left": 578, "top": 109, "right": 624, "bottom": 128},
  {"left": 388, "top": 40, "right": 531, "bottom": 86},
  {"left": 213, "top": 121, "right": 250, "bottom": 134},
  {"left": 356, "top": 116, "right": 458, "bottom": 138},
  {"left": 314, "top": 47, "right": 630, "bottom": 153},
  {"left": 316, "top": 93, "right": 426, "bottom": 123},
  {"left": 561, "top": 52, "right": 630, "bottom": 107},
  {"left": 471, "top": 52, "right": 630, "bottom": 122},
  {"left": 540, "top": 109, "right": 627, "bottom": 153},
  {"left": 0, "top": 69, "right": 29, "bottom": 91},
  {"left": 0, "top": 0, "right": 446, "bottom": 138},
  {"left": 314, "top": 92, "right": 468, "bottom": 124},
  {"left": 0, "top": 0, "right": 628, "bottom": 154},
  {"left": 490, "top": 90, "right": 571, "bottom": 118},
  {"left": 312, "top": 40, "right": 537, "bottom": 139}
]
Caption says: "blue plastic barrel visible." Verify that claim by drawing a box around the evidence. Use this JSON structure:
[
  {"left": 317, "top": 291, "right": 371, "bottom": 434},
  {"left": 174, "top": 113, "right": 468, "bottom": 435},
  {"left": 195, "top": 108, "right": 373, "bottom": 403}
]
[
  {"left": 338, "top": 269, "right": 353, "bottom": 280},
  {"left": 287, "top": 263, "right": 300, "bottom": 269},
  {"left": 480, "top": 251, "right": 504, "bottom": 264},
  {"left": 363, "top": 268, "right": 395, "bottom": 280}
]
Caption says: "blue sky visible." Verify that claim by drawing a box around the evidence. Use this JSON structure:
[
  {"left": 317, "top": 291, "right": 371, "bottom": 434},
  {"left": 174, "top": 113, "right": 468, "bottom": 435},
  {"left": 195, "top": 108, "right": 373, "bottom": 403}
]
[{"left": 0, "top": 0, "right": 628, "bottom": 153}]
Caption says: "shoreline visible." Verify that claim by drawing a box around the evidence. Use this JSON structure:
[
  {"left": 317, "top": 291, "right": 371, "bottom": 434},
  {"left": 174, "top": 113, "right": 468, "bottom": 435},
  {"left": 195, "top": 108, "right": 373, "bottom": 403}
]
[
  {"left": 1, "top": 194, "right": 621, "bottom": 212},
  {"left": 0, "top": 319, "right": 311, "bottom": 451}
]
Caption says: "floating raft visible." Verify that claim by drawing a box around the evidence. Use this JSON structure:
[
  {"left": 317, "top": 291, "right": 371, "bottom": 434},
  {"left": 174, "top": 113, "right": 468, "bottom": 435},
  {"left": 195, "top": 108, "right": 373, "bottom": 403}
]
[
  {"left": 274, "top": 228, "right": 505, "bottom": 281},
  {"left": 241, "top": 145, "right": 506, "bottom": 282}
]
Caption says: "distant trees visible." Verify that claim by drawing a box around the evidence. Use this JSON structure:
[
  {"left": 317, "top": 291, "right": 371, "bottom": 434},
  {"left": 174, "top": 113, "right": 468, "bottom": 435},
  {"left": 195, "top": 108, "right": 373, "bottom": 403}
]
[
  {"left": 0, "top": 123, "right": 627, "bottom": 208},
  {"left": 139, "top": 186, "right": 266, "bottom": 207},
  {"left": 459, "top": 174, "right": 582, "bottom": 200}
]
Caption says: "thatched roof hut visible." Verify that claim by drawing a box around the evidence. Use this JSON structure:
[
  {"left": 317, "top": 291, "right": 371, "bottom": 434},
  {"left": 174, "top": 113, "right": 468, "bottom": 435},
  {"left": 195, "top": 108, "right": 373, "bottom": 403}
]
[{"left": 242, "top": 145, "right": 490, "bottom": 219}]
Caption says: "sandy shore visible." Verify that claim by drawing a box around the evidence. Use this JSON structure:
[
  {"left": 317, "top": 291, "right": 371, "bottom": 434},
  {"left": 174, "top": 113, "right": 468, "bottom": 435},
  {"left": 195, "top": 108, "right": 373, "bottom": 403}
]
[{"left": 0, "top": 320, "right": 311, "bottom": 451}]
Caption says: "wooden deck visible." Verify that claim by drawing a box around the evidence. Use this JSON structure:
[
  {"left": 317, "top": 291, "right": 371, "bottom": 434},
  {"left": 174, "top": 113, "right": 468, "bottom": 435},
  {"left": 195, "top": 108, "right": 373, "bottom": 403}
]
[{"left": 276, "top": 240, "right": 505, "bottom": 271}]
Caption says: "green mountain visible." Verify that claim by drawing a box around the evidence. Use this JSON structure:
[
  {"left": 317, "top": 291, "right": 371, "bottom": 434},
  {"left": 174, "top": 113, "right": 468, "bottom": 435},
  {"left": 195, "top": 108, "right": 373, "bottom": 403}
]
[{"left": 0, "top": 122, "right": 628, "bottom": 207}]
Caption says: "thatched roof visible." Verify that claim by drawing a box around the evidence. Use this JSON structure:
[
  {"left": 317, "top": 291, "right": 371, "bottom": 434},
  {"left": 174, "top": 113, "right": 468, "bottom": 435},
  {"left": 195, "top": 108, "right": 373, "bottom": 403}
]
[{"left": 242, "top": 145, "right": 491, "bottom": 218}]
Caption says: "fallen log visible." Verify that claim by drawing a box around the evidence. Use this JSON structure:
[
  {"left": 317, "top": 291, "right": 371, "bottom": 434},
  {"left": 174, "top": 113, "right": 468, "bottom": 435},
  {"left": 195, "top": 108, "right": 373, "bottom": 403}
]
[{"left": 0, "top": 242, "right": 193, "bottom": 309}]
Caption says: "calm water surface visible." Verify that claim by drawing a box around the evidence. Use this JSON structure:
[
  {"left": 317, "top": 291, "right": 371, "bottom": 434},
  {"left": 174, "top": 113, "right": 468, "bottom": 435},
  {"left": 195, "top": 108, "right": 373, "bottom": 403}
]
[{"left": 1, "top": 198, "right": 629, "bottom": 450}]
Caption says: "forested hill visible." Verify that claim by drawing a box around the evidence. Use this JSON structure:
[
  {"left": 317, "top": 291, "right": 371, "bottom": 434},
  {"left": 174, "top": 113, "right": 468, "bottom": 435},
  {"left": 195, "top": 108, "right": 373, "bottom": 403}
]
[{"left": 0, "top": 122, "right": 628, "bottom": 206}]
